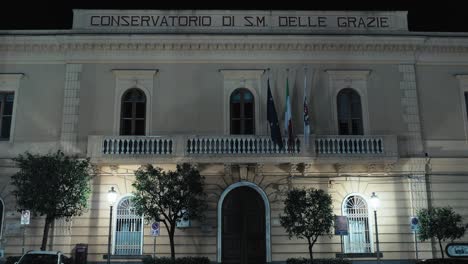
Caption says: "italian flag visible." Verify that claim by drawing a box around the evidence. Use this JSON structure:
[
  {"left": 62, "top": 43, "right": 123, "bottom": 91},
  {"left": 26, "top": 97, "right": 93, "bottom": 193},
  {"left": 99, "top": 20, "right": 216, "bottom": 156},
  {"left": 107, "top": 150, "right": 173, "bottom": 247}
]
[{"left": 284, "top": 77, "right": 293, "bottom": 150}]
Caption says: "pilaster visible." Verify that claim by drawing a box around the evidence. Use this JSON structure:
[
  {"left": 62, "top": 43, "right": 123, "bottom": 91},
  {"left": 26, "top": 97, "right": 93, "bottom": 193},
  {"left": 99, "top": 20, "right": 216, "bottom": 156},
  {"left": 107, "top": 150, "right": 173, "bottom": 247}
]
[
  {"left": 60, "top": 64, "right": 82, "bottom": 154},
  {"left": 399, "top": 64, "right": 424, "bottom": 155}
]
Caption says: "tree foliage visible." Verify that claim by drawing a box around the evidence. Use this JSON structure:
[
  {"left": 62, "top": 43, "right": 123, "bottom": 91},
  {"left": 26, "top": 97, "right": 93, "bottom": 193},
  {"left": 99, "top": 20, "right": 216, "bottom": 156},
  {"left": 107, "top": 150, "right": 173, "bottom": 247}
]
[
  {"left": 11, "top": 151, "right": 93, "bottom": 250},
  {"left": 131, "top": 163, "right": 207, "bottom": 260},
  {"left": 417, "top": 206, "right": 467, "bottom": 259},
  {"left": 280, "top": 188, "right": 334, "bottom": 260}
]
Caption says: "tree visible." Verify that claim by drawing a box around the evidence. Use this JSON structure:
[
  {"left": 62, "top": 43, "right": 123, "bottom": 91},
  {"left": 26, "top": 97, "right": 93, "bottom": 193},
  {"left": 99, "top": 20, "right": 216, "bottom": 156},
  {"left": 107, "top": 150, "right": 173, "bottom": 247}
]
[
  {"left": 131, "top": 163, "right": 207, "bottom": 261},
  {"left": 417, "top": 206, "right": 467, "bottom": 259},
  {"left": 280, "top": 188, "right": 334, "bottom": 261},
  {"left": 11, "top": 151, "right": 93, "bottom": 250}
]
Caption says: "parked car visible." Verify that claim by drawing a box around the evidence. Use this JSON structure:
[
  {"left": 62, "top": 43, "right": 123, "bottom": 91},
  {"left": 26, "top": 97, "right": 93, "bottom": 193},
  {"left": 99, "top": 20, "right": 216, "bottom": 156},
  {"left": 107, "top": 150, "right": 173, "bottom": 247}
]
[{"left": 14, "top": 251, "right": 70, "bottom": 264}]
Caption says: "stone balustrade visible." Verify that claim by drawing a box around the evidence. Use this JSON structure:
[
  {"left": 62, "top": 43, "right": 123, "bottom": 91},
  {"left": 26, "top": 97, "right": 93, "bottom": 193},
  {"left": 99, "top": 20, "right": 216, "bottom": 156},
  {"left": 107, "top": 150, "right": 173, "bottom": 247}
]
[
  {"left": 102, "top": 136, "right": 173, "bottom": 155},
  {"left": 87, "top": 134, "right": 398, "bottom": 163},
  {"left": 186, "top": 136, "right": 300, "bottom": 155},
  {"left": 315, "top": 135, "right": 389, "bottom": 155}
]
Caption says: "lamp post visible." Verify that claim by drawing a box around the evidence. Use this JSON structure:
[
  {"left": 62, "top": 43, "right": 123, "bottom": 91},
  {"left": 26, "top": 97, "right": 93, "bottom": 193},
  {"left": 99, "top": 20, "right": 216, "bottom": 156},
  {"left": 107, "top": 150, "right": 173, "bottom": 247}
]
[
  {"left": 107, "top": 187, "right": 118, "bottom": 264},
  {"left": 370, "top": 192, "right": 381, "bottom": 264}
]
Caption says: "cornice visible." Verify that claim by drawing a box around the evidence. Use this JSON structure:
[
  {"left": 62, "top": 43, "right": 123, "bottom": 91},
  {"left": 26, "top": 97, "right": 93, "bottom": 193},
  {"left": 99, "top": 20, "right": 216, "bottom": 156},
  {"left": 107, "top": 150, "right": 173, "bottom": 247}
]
[
  {"left": 2, "top": 35, "right": 468, "bottom": 60},
  {"left": 0, "top": 35, "right": 427, "bottom": 53}
]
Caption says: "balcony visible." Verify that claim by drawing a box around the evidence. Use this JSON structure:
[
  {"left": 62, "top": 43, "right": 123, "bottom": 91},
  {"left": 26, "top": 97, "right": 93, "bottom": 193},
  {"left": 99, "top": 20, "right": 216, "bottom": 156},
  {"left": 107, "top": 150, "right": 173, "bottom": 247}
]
[{"left": 87, "top": 134, "right": 398, "bottom": 164}]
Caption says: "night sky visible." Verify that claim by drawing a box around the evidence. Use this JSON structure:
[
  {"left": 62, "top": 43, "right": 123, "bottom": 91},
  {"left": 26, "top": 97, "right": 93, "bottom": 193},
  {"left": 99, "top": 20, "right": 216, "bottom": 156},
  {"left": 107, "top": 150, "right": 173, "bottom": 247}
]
[{"left": 1, "top": 2, "right": 468, "bottom": 32}]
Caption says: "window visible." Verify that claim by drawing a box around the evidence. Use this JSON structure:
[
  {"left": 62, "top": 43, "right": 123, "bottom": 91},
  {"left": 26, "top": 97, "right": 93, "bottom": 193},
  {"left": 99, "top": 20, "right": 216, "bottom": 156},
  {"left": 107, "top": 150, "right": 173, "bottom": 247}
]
[
  {"left": 120, "top": 88, "right": 146, "bottom": 136},
  {"left": 114, "top": 197, "right": 143, "bottom": 255},
  {"left": 337, "top": 88, "right": 363, "bottom": 135},
  {"left": 0, "top": 92, "right": 14, "bottom": 140},
  {"left": 230, "top": 88, "right": 255, "bottom": 135},
  {"left": 342, "top": 195, "right": 372, "bottom": 253}
]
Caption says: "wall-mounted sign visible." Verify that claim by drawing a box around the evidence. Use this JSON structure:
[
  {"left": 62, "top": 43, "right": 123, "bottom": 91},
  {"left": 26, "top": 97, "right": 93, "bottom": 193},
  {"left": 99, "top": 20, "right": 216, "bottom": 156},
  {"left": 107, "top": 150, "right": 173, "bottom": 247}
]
[
  {"left": 72, "top": 10, "right": 408, "bottom": 34},
  {"left": 446, "top": 243, "right": 468, "bottom": 258},
  {"left": 334, "top": 216, "right": 349, "bottom": 236},
  {"left": 410, "top": 216, "right": 419, "bottom": 232},
  {"left": 151, "top": 222, "right": 160, "bottom": 236},
  {"left": 20, "top": 210, "right": 30, "bottom": 225},
  {"left": 5, "top": 223, "right": 21, "bottom": 235}
]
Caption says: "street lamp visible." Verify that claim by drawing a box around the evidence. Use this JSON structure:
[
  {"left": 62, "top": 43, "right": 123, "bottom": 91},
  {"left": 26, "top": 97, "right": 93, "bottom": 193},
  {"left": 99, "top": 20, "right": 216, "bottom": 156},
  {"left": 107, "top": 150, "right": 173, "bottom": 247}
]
[
  {"left": 370, "top": 192, "right": 381, "bottom": 264},
  {"left": 107, "top": 187, "right": 118, "bottom": 264}
]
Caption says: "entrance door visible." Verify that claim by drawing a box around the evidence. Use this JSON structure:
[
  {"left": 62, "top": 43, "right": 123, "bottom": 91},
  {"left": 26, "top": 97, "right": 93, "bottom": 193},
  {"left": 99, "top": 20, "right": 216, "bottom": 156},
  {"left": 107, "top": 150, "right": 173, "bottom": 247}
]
[{"left": 222, "top": 186, "right": 266, "bottom": 264}]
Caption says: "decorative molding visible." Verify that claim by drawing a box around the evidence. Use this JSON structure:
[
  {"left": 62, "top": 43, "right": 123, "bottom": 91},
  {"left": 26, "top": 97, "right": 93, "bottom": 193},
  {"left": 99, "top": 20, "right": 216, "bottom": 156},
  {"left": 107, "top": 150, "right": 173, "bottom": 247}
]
[
  {"left": 189, "top": 162, "right": 199, "bottom": 170},
  {"left": 223, "top": 164, "right": 232, "bottom": 177},
  {"left": 112, "top": 69, "right": 158, "bottom": 135},
  {"left": 384, "top": 163, "right": 395, "bottom": 174},
  {"left": 0, "top": 37, "right": 420, "bottom": 52},
  {"left": 367, "top": 163, "right": 378, "bottom": 174},
  {"left": 2, "top": 35, "right": 468, "bottom": 54},
  {"left": 255, "top": 163, "right": 264, "bottom": 177},
  {"left": 220, "top": 69, "right": 265, "bottom": 135},
  {"left": 4, "top": 36, "right": 468, "bottom": 62},
  {"left": 303, "top": 163, "right": 313, "bottom": 176},
  {"left": 239, "top": 164, "right": 248, "bottom": 181},
  {"left": 326, "top": 70, "right": 371, "bottom": 134},
  {"left": 334, "top": 163, "right": 347, "bottom": 175},
  {"left": 5, "top": 37, "right": 468, "bottom": 67},
  {"left": 0, "top": 73, "right": 24, "bottom": 142},
  {"left": 289, "top": 163, "right": 302, "bottom": 176}
]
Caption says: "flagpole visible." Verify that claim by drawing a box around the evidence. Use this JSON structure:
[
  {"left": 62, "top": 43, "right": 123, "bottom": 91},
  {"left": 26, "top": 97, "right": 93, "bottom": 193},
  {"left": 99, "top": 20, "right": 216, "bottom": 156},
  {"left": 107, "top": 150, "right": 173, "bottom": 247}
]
[
  {"left": 266, "top": 69, "right": 270, "bottom": 136},
  {"left": 267, "top": 69, "right": 283, "bottom": 151},
  {"left": 304, "top": 67, "right": 308, "bottom": 145},
  {"left": 285, "top": 68, "right": 293, "bottom": 152},
  {"left": 285, "top": 68, "right": 288, "bottom": 151}
]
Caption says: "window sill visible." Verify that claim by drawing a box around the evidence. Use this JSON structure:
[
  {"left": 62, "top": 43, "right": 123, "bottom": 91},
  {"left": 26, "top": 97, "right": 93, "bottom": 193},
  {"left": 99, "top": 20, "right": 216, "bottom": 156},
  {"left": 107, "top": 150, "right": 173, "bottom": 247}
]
[
  {"left": 336, "top": 252, "right": 383, "bottom": 258},
  {"left": 103, "top": 254, "right": 150, "bottom": 259}
]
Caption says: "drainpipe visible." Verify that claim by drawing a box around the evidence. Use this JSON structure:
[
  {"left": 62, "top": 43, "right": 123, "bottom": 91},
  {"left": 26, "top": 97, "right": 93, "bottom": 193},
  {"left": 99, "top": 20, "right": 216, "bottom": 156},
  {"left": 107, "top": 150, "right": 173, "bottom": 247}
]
[{"left": 414, "top": 38, "right": 436, "bottom": 258}]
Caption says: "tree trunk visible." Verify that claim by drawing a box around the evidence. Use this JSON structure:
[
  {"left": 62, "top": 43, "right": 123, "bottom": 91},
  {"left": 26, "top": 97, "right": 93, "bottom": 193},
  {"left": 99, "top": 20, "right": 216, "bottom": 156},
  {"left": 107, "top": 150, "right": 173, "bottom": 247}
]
[
  {"left": 169, "top": 225, "right": 176, "bottom": 261},
  {"left": 41, "top": 216, "right": 53, "bottom": 251},
  {"left": 307, "top": 237, "right": 314, "bottom": 261},
  {"left": 438, "top": 238, "right": 444, "bottom": 259}
]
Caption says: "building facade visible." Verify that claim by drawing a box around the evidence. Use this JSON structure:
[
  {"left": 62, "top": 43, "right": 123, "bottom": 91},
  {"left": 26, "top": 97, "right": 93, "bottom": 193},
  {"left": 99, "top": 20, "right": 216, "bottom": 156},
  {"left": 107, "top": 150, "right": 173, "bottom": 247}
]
[{"left": 0, "top": 10, "right": 468, "bottom": 263}]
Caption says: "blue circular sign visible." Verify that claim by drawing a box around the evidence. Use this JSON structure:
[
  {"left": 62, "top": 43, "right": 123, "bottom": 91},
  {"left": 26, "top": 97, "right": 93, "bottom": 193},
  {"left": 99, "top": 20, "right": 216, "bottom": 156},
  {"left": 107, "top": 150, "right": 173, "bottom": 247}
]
[{"left": 151, "top": 222, "right": 159, "bottom": 230}]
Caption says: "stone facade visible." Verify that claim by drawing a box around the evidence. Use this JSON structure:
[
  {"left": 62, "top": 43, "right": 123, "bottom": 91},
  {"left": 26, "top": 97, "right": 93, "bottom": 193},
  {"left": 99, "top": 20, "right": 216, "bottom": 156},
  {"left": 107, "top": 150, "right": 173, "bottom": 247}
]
[{"left": 1, "top": 9, "right": 468, "bottom": 264}]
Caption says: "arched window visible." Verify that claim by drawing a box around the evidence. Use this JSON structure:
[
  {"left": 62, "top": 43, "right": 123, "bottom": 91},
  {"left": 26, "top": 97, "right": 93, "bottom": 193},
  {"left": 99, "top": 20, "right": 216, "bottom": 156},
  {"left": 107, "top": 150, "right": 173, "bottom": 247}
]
[
  {"left": 343, "top": 195, "right": 372, "bottom": 253},
  {"left": 114, "top": 196, "right": 143, "bottom": 255},
  {"left": 120, "top": 88, "right": 146, "bottom": 136},
  {"left": 0, "top": 198, "right": 4, "bottom": 238},
  {"left": 230, "top": 88, "right": 255, "bottom": 135},
  {"left": 337, "top": 88, "right": 363, "bottom": 135}
]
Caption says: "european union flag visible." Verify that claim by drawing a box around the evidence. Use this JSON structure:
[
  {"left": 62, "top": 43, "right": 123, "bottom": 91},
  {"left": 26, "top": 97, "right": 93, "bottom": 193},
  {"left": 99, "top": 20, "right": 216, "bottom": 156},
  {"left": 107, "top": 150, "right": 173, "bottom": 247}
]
[{"left": 267, "top": 79, "right": 284, "bottom": 150}]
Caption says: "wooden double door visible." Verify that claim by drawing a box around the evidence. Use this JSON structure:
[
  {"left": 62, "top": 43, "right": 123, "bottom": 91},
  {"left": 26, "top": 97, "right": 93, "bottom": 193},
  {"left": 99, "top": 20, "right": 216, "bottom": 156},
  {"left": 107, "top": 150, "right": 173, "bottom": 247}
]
[{"left": 222, "top": 186, "right": 266, "bottom": 264}]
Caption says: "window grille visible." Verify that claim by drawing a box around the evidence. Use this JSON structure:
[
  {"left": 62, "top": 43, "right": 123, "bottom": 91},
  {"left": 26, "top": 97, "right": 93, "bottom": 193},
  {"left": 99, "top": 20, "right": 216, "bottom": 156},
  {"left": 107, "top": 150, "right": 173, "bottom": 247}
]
[
  {"left": 230, "top": 88, "right": 255, "bottom": 135},
  {"left": 115, "top": 197, "right": 143, "bottom": 255},
  {"left": 120, "top": 88, "right": 146, "bottom": 136},
  {"left": 343, "top": 195, "right": 372, "bottom": 253},
  {"left": 337, "top": 88, "right": 363, "bottom": 135}
]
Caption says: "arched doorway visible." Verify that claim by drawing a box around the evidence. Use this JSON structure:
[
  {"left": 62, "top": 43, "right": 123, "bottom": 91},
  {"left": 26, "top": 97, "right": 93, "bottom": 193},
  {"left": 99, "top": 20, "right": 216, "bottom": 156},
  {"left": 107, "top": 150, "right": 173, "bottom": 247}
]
[
  {"left": 113, "top": 196, "right": 143, "bottom": 255},
  {"left": 220, "top": 184, "right": 267, "bottom": 264}
]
